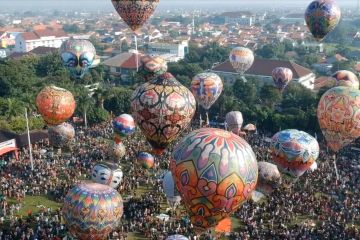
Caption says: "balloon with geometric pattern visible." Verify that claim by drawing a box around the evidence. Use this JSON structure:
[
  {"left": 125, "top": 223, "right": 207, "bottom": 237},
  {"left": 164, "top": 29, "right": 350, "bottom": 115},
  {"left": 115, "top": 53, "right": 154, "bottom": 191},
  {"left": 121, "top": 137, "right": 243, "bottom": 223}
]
[
  {"left": 332, "top": 70, "right": 359, "bottom": 90},
  {"left": 305, "top": 0, "right": 341, "bottom": 41},
  {"left": 317, "top": 86, "right": 360, "bottom": 152},
  {"left": 62, "top": 182, "right": 123, "bottom": 240},
  {"left": 229, "top": 47, "right": 254, "bottom": 74},
  {"left": 137, "top": 151, "right": 155, "bottom": 169},
  {"left": 270, "top": 129, "right": 320, "bottom": 178},
  {"left": 170, "top": 128, "right": 258, "bottom": 231},
  {"left": 112, "top": 114, "right": 136, "bottom": 143},
  {"left": 225, "top": 111, "right": 244, "bottom": 135},
  {"left": 140, "top": 55, "right": 168, "bottom": 81},
  {"left": 272, "top": 67, "right": 293, "bottom": 91}
]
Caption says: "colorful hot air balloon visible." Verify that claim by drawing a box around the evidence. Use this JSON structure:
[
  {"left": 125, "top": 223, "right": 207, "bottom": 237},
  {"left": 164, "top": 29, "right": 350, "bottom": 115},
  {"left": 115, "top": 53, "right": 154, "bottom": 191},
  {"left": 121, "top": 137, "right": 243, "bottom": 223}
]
[
  {"left": 305, "top": 0, "right": 341, "bottom": 41},
  {"left": 63, "top": 182, "right": 123, "bottom": 240},
  {"left": 317, "top": 86, "right": 360, "bottom": 152},
  {"left": 140, "top": 55, "right": 168, "bottom": 81},
  {"left": 48, "top": 122, "right": 75, "bottom": 148},
  {"left": 112, "top": 114, "right": 136, "bottom": 143},
  {"left": 256, "top": 162, "right": 282, "bottom": 195},
  {"left": 272, "top": 67, "right": 293, "bottom": 91},
  {"left": 170, "top": 128, "right": 258, "bottom": 231},
  {"left": 225, "top": 111, "right": 244, "bottom": 135},
  {"left": 166, "top": 235, "right": 189, "bottom": 240},
  {"left": 107, "top": 142, "right": 126, "bottom": 161},
  {"left": 111, "top": 0, "right": 160, "bottom": 32},
  {"left": 191, "top": 72, "right": 223, "bottom": 110},
  {"left": 60, "top": 39, "right": 96, "bottom": 79},
  {"left": 271, "top": 129, "right": 320, "bottom": 178},
  {"left": 332, "top": 70, "right": 359, "bottom": 90},
  {"left": 137, "top": 152, "right": 155, "bottom": 169},
  {"left": 36, "top": 86, "right": 76, "bottom": 126},
  {"left": 91, "top": 162, "right": 123, "bottom": 189},
  {"left": 229, "top": 47, "right": 254, "bottom": 74},
  {"left": 163, "top": 171, "right": 182, "bottom": 210},
  {"left": 131, "top": 72, "right": 196, "bottom": 155}
]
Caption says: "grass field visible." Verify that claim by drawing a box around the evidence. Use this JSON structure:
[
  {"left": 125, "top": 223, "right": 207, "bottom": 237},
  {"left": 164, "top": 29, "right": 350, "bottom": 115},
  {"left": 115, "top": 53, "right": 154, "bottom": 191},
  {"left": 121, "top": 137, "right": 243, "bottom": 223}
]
[{"left": 8, "top": 195, "right": 62, "bottom": 217}]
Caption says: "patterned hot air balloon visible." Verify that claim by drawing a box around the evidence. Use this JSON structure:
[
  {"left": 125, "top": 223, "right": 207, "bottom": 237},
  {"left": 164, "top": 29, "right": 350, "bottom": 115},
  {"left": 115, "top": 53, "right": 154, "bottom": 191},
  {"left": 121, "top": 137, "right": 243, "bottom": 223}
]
[
  {"left": 305, "top": 0, "right": 341, "bottom": 41},
  {"left": 170, "top": 128, "right": 258, "bottom": 231},
  {"left": 36, "top": 86, "right": 76, "bottom": 126},
  {"left": 272, "top": 67, "right": 293, "bottom": 91},
  {"left": 91, "top": 162, "right": 123, "bottom": 189},
  {"left": 162, "top": 171, "right": 182, "bottom": 210},
  {"left": 332, "top": 70, "right": 359, "bottom": 90},
  {"left": 137, "top": 152, "right": 155, "bottom": 169},
  {"left": 140, "top": 55, "right": 168, "bottom": 81},
  {"left": 111, "top": 0, "right": 160, "bottom": 32},
  {"left": 317, "top": 86, "right": 360, "bottom": 152},
  {"left": 131, "top": 72, "right": 196, "bottom": 155},
  {"left": 229, "top": 47, "right": 254, "bottom": 74},
  {"left": 225, "top": 111, "right": 244, "bottom": 135},
  {"left": 48, "top": 123, "right": 75, "bottom": 148},
  {"left": 60, "top": 39, "right": 96, "bottom": 79},
  {"left": 191, "top": 72, "right": 223, "bottom": 110},
  {"left": 166, "top": 235, "right": 189, "bottom": 240},
  {"left": 256, "top": 162, "right": 282, "bottom": 195},
  {"left": 112, "top": 114, "right": 136, "bottom": 143},
  {"left": 271, "top": 129, "right": 320, "bottom": 178},
  {"left": 63, "top": 182, "right": 123, "bottom": 240},
  {"left": 107, "top": 142, "right": 126, "bottom": 161}
]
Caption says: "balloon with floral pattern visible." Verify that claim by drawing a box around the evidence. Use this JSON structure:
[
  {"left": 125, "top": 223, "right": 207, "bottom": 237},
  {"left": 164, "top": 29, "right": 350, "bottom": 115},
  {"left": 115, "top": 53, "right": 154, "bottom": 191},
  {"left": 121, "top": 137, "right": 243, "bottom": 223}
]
[{"left": 170, "top": 128, "right": 258, "bottom": 231}]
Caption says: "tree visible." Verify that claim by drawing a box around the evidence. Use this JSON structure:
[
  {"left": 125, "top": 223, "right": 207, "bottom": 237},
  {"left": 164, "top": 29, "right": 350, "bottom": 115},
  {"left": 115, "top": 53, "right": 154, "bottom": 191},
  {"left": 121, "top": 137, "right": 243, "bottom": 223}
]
[
  {"left": 87, "top": 107, "right": 110, "bottom": 125},
  {"left": 104, "top": 87, "right": 132, "bottom": 116},
  {"left": 256, "top": 44, "right": 276, "bottom": 59},
  {"left": 63, "top": 24, "right": 81, "bottom": 33},
  {"left": 76, "top": 88, "right": 94, "bottom": 128},
  {"left": 259, "top": 85, "right": 282, "bottom": 109}
]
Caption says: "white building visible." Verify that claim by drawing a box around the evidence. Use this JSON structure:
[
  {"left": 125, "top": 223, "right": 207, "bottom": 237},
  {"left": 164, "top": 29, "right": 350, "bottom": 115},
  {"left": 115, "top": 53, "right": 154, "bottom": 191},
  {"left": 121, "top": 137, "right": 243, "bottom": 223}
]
[
  {"left": 147, "top": 40, "right": 189, "bottom": 62},
  {"left": 222, "top": 11, "right": 253, "bottom": 26},
  {"left": 15, "top": 29, "right": 68, "bottom": 53},
  {"left": 280, "top": 14, "right": 306, "bottom": 25}
]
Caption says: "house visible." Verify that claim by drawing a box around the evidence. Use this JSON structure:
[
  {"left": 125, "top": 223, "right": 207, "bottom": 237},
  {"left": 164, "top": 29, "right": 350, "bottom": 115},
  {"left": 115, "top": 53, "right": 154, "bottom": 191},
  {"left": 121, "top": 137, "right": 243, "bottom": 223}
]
[
  {"left": 211, "top": 59, "right": 316, "bottom": 90},
  {"left": 222, "top": 12, "right": 253, "bottom": 26},
  {"left": 15, "top": 28, "right": 68, "bottom": 53},
  {"left": 147, "top": 40, "right": 189, "bottom": 62}
]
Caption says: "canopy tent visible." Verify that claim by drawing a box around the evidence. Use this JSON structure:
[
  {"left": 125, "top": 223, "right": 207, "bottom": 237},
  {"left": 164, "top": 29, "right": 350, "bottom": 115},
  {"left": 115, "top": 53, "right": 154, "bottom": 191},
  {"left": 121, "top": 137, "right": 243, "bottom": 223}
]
[{"left": 0, "top": 139, "right": 18, "bottom": 160}]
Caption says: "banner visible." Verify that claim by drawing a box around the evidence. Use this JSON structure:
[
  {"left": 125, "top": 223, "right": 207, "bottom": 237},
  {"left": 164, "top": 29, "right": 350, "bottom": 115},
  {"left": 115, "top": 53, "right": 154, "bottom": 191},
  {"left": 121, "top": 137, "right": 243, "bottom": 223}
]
[{"left": 0, "top": 139, "right": 17, "bottom": 157}]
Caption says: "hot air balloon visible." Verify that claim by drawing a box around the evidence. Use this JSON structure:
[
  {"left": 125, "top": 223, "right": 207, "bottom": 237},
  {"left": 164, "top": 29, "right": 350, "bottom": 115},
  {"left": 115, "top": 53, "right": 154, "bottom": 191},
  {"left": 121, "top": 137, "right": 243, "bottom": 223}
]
[
  {"left": 229, "top": 47, "right": 254, "bottom": 74},
  {"left": 137, "top": 152, "right": 155, "bottom": 169},
  {"left": 270, "top": 129, "right": 320, "bottom": 178},
  {"left": 36, "top": 86, "right": 76, "bottom": 126},
  {"left": 170, "top": 128, "right": 258, "bottom": 231},
  {"left": 166, "top": 235, "right": 189, "bottom": 240},
  {"left": 256, "top": 162, "right": 282, "bottom": 195},
  {"left": 131, "top": 72, "right": 196, "bottom": 155},
  {"left": 225, "top": 111, "right": 244, "bottom": 135},
  {"left": 162, "top": 171, "right": 182, "bottom": 210},
  {"left": 63, "top": 182, "right": 123, "bottom": 240},
  {"left": 108, "top": 142, "right": 126, "bottom": 161},
  {"left": 140, "top": 55, "right": 168, "bottom": 81},
  {"left": 111, "top": 0, "right": 160, "bottom": 33},
  {"left": 48, "top": 123, "right": 75, "bottom": 148},
  {"left": 317, "top": 86, "right": 360, "bottom": 152},
  {"left": 305, "top": 0, "right": 341, "bottom": 41},
  {"left": 112, "top": 114, "right": 136, "bottom": 143},
  {"left": 60, "top": 39, "right": 96, "bottom": 79},
  {"left": 243, "top": 123, "right": 256, "bottom": 132},
  {"left": 332, "top": 70, "right": 359, "bottom": 89},
  {"left": 272, "top": 67, "right": 293, "bottom": 91},
  {"left": 91, "top": 162, "right": 123, "bottom": 189}
]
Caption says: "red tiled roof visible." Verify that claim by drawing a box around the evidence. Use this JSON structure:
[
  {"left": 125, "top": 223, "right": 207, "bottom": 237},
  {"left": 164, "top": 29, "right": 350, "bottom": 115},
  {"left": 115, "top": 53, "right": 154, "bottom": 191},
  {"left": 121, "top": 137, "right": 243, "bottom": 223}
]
[
  {"left": 314, "top": 76, "right": 336, "bottom": 91},
  {"left": 212, "top": 59, "right": 313, "bottom": 79},
  {"left": 103, "top": 52, "right": 143, "bottom": 69},
  {"left": 29, "top": 46, "right": 58, "bottom": 55},
  {"left": 22, "top": 32, "right": 39, "bottom": 40},
  {"left": 21, "top": 29, "right": 67, "bottom": 41}
]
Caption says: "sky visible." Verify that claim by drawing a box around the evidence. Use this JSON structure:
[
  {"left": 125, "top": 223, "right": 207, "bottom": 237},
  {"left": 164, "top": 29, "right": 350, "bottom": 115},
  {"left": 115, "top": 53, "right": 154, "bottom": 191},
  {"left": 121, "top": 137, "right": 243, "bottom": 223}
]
[{"left": 0, "top": 0, "right": 357, "bottom": 12}]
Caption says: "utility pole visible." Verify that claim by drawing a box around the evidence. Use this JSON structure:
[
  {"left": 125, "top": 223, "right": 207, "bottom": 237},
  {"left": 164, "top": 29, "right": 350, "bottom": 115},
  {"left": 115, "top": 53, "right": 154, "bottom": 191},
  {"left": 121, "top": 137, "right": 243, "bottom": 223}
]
[{"left": 25, "top": 108, "right": 34, "bottom": 171}]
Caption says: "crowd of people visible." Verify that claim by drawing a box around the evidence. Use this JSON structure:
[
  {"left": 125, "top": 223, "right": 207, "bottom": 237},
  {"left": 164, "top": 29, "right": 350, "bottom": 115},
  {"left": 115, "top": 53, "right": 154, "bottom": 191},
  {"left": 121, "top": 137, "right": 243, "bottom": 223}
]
[{"left": 0, "top": 122, "right": 358, "bottom": 239}]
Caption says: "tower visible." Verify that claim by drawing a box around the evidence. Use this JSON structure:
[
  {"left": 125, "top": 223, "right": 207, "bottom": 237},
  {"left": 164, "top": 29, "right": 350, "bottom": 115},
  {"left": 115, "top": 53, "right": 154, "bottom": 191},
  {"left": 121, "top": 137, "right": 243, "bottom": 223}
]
[{"left": 192, "top": 12, "right": 195, "bottom": 35}]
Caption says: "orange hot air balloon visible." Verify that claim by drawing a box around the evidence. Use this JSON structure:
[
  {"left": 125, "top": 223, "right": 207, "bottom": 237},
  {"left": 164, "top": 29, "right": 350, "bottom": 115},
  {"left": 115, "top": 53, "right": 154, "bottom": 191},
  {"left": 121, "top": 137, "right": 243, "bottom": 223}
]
[{"left": 36, "top": 86, "right": 76, "bottom": 126}]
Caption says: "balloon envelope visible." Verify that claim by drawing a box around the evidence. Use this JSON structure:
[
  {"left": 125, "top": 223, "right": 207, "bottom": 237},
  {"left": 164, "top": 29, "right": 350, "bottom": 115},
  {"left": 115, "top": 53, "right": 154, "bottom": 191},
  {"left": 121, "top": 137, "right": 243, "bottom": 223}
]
[
  {"left": 305, "top": 0, "right": 341, "bottom": 41},
  {"left": 272, "top": 67, "right": 293, "bottom": 91},
  {"left": 229, "top": 47, "right": 254, "bottom": 74},
  {"left": 111, "top": 0, "right": 160, "bottom": 32},
  {"left": 137, "top": 152, "right": 155, "bottom": 169},
  {"left": 166, "top": 235, "right": 189, "bottom": 240},
  {"left": 113, "top": 114, "right": 136, "bottom": 142},
  {"left": 92, "top": 162, "right": 123, "bottom": 189},
  {"left": 63, "top": 182, "right": 123, "bottom": 240},
  {"left": 271, "top": 129, "right": 319, "bottom": 178},
  {"left": 48, "top": 123, "right": 75, "bottom": 148},
  {"left": 108, "top": 142, "right": 126, "bottom": 161},
  {"left": 225, "top": 111, "right": 243, "bottom": 134},
  {"left": 256, "top": 162, "right": 282, "bottom": 195},
  {"left": 163, "top": 171, "right": 181, "bottom": 210},
  {"left": 243, "top": 123, "right": 256, "bottom": 132},
  {"left": 170, "top": 128, "right": 258, "bottom": 231},
  {"left": 131, "top": 72, "right": 196, "bottom": 155},
  {"left": 140, "top": 55, "right": 168, "bottom": 81},
  {"left": 36, "top": 86, "right": 76, "bottom": 126},
  {"left": 332, "top": 70, "right": 359, "bottom": 90},
  {"left": 317, "top": 86, "right": 360, "bottom": 152},
  {"left": 191, "top": 72, "right": 223, "bottom": 110},
  {"left": 60, "top": 39, "right": 96, "bottom": 79}
]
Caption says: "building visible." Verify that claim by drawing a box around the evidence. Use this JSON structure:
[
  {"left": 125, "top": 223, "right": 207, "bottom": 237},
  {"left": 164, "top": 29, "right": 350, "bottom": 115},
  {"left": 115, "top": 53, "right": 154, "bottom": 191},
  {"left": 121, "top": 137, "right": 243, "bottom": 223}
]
[
  {"left": 0, "top": 49, "right": 6, "bottom": 58},
  {"left": 280, "top": 14, "right": 306, "bottom": 25},
  {"left": 147, "top": 40, "right": 189, "bottom": 62},
  {"left": 15, "top": 28, "right": 68, "bottom": 53},
  {"left": 222, "top": 12, "right": 253, "bottom": 26},
  {"left": 211, "top": 59, "right": 316, "bottom": 90}
]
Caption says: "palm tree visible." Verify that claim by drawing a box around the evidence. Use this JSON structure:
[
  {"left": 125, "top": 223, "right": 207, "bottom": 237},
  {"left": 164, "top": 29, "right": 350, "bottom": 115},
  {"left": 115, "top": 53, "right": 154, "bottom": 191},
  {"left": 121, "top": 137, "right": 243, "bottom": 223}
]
[
  {"left": 76, "top": 88, "right": 95, "bottom": 128},
  {"left": 93, "top": 87, "right": 108, "bottom": 109}
]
